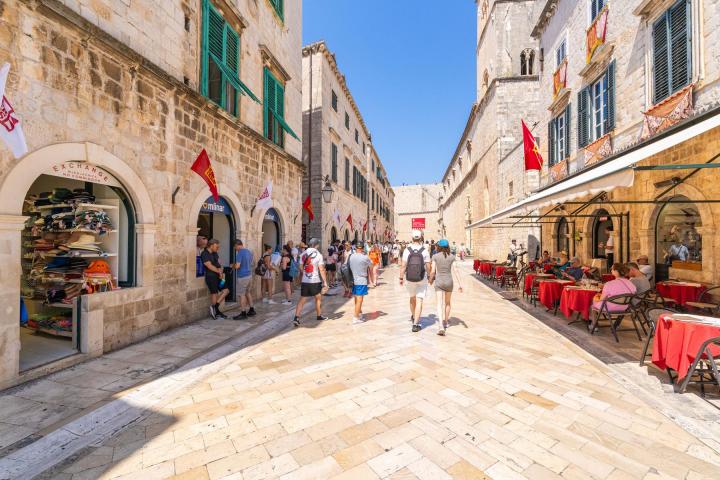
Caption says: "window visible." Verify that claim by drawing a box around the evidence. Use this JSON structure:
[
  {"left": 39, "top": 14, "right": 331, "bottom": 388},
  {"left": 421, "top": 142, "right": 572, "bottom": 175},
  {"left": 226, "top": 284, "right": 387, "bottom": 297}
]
[
  {"left": 355, "top": 129, "right": 359, "bottom": 143},
  {"left": 578, "top": 61, "right": 615, "bottom": 147},
  {"left": 371, "top": 189, "right": 375, "bottom": 210},
  {"left": 652, "top": 0, "right": 692, "bottom": 104},
  {"left": 344, "top": 112, "right": 349, "bottom": 129},
  {"left": 556, "top": 40, "right": 567, "bottom": 67},
  {"left": 344, "top": 157, "right": 350, "bottom": 190},
  {"left": 520, "top": 49, "right": 535, "bottom": 75},
  {"left": 269, "top": 0, "right": 284, "bottom": 21},
  {"left": 331, "top": 90, "right": 338, "bottom": 111},
  {"left": 655, "top": 195, "right": 702, "bottom": 279},
  {"left": 331, "top": 143, "right": 338, "bottom": 183},
  {"left": 371, "top": 159, "right": 375, "bottom": 172},
  {"left": 508, "top": 181, "right": 514, "bottom": 198},
  {"left": 548, "top": 104, "right": 571, "bottom": 165},
  {"left": 557, "top": 217, "right": 570, "bottom": 254},
  {"left": 362, "top": 142, "right": 366, "bottom": 154},
  {"left": 201, "top": 0, "right": 240, "bottom": 115},
  {"left": 591, "top": 0, "right": 606, "bottom": 21},
  {"left": 263, "top": 67, "right": 286, "bottom": 147}
]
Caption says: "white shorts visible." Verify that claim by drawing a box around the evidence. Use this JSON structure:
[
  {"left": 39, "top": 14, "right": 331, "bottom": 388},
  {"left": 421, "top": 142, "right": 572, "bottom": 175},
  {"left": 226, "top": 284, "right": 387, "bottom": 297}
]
[{"left": 405, "top": 280, "right": 428, "bottom": 299}]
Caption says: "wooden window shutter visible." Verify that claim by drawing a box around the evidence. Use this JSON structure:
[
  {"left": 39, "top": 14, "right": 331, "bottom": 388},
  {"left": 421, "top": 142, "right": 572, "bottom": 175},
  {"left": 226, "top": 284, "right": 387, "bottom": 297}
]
[
  {"left": 275, "top": 80, "right": 284, "bottom": 119},
  {"left": 548, "top": 120, "right": 555, "bottom": 166},
  {"left": 225, "top": 27, "right": 239, "bottom": 75},
  {"left": 207, "top": 5, "right": 224, "bottom": 62},
  {"left": 669, "top": 0, "right": 691, "bottom": 92},
  {"left": 606, "top": 60, "right": 615, "bottom": 131},
  {"left": 577, "top": 89, "right": 589, "bottom": 148},
  {"left": 653, "top": 12, "right": 670, "bottom": 103},
  {"left": 263, "top": 69, "right": 275, "bottom": 138},
  {"left": 564, "top": 103, "right": 571, "bottom": 158}
]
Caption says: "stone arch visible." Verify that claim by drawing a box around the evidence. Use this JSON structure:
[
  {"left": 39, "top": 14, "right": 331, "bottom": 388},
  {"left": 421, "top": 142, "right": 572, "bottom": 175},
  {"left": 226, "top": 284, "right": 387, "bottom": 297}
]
[
  {"left": 253, "top": 200, "right": 290, "bottom": 253},
  {"left": 520, "top": 49, "right": 535, "bottom": 76}
]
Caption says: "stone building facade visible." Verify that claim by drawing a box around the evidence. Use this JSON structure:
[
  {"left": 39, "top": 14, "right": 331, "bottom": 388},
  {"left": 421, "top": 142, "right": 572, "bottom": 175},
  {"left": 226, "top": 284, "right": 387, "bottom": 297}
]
[
  {"left": 302, "top": 41, "right": 394, "bottom": 249},
  {"left": 516, "top": 0, "right": 720, "bottom": 283},
  {"left": 393, "top": 184, "right": 443, "bottom": 242},
  {"left": 0, "top": 0, "right": 303, "bottom": 388},
  {"left": 439, "top": 0, "right": 541, "bottom": 260}
]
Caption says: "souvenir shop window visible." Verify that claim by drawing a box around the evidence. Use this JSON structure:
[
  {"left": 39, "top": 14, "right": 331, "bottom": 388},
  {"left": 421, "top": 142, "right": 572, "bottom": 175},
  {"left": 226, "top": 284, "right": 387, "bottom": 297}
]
[
  {"left": 656, "top": 196, "right": 702, "bottom": 268},
  {"left": 20, "top": 172, "right": 136, "bottom": 355}
]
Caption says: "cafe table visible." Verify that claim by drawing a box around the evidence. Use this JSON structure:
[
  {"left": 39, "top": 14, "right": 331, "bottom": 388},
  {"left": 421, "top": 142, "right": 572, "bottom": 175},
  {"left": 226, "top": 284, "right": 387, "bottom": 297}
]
[
  {"left": 656, "top": 281, "right": 706, "bottom": 307},
  {"left": 559, "top": 285, "right": 601, "bottom": 321},
  {"left": 652, "top": 314, "right": 720, "bottom": 393},
  {"left": 494, "top": 265, "right": 508, "bottom": 278},
  {"left": 524, "top": 272, "right": 555, "bottom": 296},
  {"left": 538, "top": 279, "right": 575, "bottom": 312},
  {"left": 480, "top": 262, "right": 493, "bottom": 277},
  {"left": 473, "top": 259, "right": 481, "bottom": 273}
]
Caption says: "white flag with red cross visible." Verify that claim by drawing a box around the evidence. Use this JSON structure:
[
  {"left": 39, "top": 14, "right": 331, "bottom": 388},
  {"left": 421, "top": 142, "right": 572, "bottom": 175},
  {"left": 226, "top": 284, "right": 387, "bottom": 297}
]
[{"left": 0, "top": 63, "right": 28, "bottom": 159}]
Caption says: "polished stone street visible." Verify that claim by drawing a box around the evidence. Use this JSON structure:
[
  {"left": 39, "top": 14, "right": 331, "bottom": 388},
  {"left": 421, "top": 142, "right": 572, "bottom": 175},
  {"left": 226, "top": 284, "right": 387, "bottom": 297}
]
[{"left": 18, "top": 264, "right": 720, "bottom": 479}]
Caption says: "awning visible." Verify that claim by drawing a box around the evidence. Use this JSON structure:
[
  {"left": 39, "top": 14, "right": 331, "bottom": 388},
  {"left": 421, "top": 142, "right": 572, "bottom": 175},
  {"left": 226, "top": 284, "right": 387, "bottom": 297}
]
[{"left": 468, "top": 110, "right": 720, "bottom": 229}]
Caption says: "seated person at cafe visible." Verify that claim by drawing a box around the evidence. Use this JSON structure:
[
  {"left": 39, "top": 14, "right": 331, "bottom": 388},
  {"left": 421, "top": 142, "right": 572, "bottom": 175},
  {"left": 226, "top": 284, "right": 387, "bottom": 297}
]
[
  {"left": 560, "top": 257, "right": 585, "bottom": 281},
  {"left": 550, "top": 251, "right": 571, "bottom": 277},
  {"left": 539, "top": 250, "right": 552, "bottom": 265},
  {"left": 592, "top": 263, "right": 637, "bottom": 312},
  {"left": 626, "top": 262, "right": 651, "bottom": 295},
  {"left": 636, "top": 255, "right": 653, "bottom": 281}
]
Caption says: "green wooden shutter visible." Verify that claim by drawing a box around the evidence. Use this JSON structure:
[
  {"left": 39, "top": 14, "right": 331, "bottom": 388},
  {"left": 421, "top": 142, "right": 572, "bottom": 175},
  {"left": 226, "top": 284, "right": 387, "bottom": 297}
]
[
  {"left": 606, "top": 60, "right": 615, "bottom": 131},
  {"left": 225, "top": 27, "right": 239, "bottom": 74},
  {"left": 208, "top": 5, "right": 224, "bottom": 61},
  {"left": 548, "top": 120, "right": 555, "bottom": 166},
  {"left": 669, "top": 0, "right": 691, "bottom": 92},
  {"left": 577, "top": 89, "right": 589, "bottom": 148},
  {"left": 331, "top": 144, "right": 338, "bottom": 182},
  {"left": 263, "top": 68, "right": 275, "bottom": 138},
  {"left": 564, "top": 103, "right": 571, "bottom": 158},
  {"left": 653, "top": 12, "right": 670, "bottom": 103}
]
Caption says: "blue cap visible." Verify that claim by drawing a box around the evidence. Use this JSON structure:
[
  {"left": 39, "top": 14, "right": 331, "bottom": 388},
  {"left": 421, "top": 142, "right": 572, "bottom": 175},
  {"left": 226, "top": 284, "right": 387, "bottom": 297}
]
[{"left": 437, "top": 239, "right": 449, "bottom": 248}]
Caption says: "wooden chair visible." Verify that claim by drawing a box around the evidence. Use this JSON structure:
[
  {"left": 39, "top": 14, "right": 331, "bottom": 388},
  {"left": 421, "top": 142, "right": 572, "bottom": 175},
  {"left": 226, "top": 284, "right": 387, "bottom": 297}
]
[{"left": 501, "top": 267, "right": 519, "bottom": 289}]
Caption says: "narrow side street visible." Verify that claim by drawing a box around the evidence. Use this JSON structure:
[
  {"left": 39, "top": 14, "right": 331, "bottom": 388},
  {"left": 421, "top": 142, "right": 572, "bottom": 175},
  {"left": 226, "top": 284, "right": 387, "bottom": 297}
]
[{"left": 13, "top": 264, "right": 719, "bottom": 480}]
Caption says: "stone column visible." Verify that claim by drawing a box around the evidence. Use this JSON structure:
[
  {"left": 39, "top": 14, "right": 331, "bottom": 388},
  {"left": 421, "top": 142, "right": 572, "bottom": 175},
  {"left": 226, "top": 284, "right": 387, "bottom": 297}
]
[
  {"left": 0, "top": 215, "right": 29, "bottom": 388},
  {"left": 135, "top": 223, "right": 157, "bottom": 287}
]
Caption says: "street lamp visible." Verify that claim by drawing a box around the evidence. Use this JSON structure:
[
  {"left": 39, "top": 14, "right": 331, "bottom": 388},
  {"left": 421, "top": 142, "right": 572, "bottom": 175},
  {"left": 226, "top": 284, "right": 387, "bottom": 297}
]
[{"left": 321, "top": 175, "right": 334, "bottom": 203}]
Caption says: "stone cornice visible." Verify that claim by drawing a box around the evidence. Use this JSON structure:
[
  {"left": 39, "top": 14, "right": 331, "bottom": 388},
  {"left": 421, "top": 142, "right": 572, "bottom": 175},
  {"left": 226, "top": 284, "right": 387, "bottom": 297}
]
[
  {"left": 531, "top": 0, "right": 560, "bottom": 39},
  {"left": 302, "top": 41, "right": 371, "bottom": 142},
  {"left": 32, "top": 0, "right": 304, "bottom": 170},
  {"left": 260, "top": 44, "right": 291, "bottom": 82}
]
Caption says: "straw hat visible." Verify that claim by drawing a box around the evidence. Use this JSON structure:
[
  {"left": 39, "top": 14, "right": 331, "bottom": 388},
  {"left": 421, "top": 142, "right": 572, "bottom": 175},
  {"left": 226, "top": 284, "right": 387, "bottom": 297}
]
[{"left": 68, "top": 232, "right": 101, "bottom": 247}]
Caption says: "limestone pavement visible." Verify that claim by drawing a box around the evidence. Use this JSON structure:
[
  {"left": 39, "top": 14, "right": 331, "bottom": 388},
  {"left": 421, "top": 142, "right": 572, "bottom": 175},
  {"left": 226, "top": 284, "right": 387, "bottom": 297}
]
[{"left": 26, "top": 263, "right": 720, "bottom": 479}]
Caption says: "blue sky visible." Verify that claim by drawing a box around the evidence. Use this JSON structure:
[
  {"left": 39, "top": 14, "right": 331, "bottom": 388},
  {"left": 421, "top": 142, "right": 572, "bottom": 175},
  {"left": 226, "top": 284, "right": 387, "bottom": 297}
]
[{"left": 302, "top": 1, "right": 477, "bottom": 186}]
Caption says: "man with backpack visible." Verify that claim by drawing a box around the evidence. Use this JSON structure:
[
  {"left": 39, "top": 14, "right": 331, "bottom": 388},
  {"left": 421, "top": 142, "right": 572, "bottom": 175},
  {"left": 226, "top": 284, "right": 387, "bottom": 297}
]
[
  {"left": 400, "top": 230, "right": 432, "bottom": 332},
  {"left": 231, "top": 240, "right": 256, "bottom": 320},
  {"left": 293, "top": 238, "right": 329, "bottom": 327},
  {"left": 344, "top": 242, "right": 372, "bottom": 324}
]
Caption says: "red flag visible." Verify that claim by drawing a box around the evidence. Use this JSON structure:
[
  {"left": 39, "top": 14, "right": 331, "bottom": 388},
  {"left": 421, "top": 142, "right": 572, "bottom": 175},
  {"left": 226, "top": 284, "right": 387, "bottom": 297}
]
[
  {"left": 191, "top": 149, "right": 219, "bottom": 201},
  {"left": 303, "top": 195, "right": 314, "bottom": 221},
  {"left": 362, "top": 219, "right": 368, "bottom": 232},
  {"left": 346, "top": 214, "right": 353, "bottom": 230},
  {"left": 522, "top": 120, "right": 544, "bottom": 171}
]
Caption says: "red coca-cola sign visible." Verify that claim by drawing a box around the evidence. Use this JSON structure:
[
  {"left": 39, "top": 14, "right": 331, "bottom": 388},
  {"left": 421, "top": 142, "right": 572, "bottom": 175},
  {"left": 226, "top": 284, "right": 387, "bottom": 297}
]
[{"left": 411, "top": 218, "right": 426, "bottom": 229}]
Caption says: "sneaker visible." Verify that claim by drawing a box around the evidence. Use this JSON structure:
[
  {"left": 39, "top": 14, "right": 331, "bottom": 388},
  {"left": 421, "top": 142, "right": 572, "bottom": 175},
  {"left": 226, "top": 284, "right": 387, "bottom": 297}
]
[
  {"left": 209, "top": 306, "right": 217, "bottom": 320},
  {"left": 247, "top": 307, "right": 257, "bottom": 317},
  {"left": 268, "top": 299, "right": 278, "bottom": 305},
  {"left": 262, "top": 298, "right": 269, "bottom": 304},
  {"left": 437, "top": 329, "right": 446, "bottom": 336},
  {"left": 233, "top": 311, "right": 247, "bottom": 320},
  {"left": 317, "top": 315, "right": 328, "bottom": 321},
  {"left": 412, "top": 324, "right": 421, "bottom": 333},
  {"left": 281, "top": 300, "right": 292, "bottom": 305},
  {"left": 352, "top": 317, "right": 365, "bottom": 325},
  {"left": 216, "top": 311, "right": 228, "bottom": 319},
  {"left": 293, "top": 316, "right": 300, "bottom": 328}
]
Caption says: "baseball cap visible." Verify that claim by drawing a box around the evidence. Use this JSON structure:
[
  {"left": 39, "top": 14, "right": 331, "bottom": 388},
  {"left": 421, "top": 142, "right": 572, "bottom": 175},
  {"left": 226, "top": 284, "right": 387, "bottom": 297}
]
[
  {"left": 355, "top": 242, "right": 365, "bottom": 249},
  {"left": 411, "top": 229, "right": 422, "bottom": 240},
  {"left": 437, "top": 239, "right": 449, "bottom": 248}
]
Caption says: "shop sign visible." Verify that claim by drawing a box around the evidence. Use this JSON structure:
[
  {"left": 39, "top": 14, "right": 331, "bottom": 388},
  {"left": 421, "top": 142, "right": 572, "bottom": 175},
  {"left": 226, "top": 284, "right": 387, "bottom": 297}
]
[
  {"left": 264, "top": 208, "right": 279, "bottom": 223},
  {"left": 47, "top": 161, "right": 121, "bottom": 186},
  {"left": 201, "top": 196, "right": 231, "bottom": 215},
  {"left": 411, "top": 218, "right": 426, "bottom": 229}
]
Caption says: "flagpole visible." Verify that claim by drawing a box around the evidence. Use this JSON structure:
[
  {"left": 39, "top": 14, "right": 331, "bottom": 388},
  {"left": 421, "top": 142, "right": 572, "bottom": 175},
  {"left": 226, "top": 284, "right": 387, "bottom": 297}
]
[{"left": 172, "top": 168, "right": 193, "bottom": 204}]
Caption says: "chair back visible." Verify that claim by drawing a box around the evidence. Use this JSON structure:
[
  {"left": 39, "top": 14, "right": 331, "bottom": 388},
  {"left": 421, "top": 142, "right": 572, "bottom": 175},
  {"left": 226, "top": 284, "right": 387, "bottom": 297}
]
[
  {"left": 599, "top": 294, "right": 634, "bottom": 316},
  {"left": 645, "top": 308, "right": 676, "bottom": 329},
  {"left": 698, "top": 285, "right": 720, "bottom": 303}
]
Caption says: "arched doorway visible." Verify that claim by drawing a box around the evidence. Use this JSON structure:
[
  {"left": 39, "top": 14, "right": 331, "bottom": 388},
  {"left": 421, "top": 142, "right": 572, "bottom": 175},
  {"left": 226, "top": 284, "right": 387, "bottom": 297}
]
[
  {"left": 262, "top": 208, "right": 282, "bottom": 253},
  {"left": 19, "top": 168, "right": 137, "bottom": 371},
  {"left": 655, "top": 195, "right": 702, "bottom": 281},
  {"left": 556, "top": 217, "right": 570, "bottom": 255},
  {"left": 330, "top": 226, "right": 338, "bottom": 244},
  {"left": 592, "top": 209, "right": 613, "bottom": 259},
  {"left": 196, "top": 196, "right": 236, "bottom": 269},
  {"left": 344, "top": 230, "right": 349, "bottom": 242},
  {"left": 354, "top": 230, "right": 359, "bottom": 243}
]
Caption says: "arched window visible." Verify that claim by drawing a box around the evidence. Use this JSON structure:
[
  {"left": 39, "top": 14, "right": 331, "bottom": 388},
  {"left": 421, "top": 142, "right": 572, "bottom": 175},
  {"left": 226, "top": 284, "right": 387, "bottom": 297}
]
[
  {"left": 520, "top": 49, "right": 535, "bottom": 76},
  {"left": 655, "top": 196, "right": 702, "bottom": 280},
  {"left": 592, "top": 209, "right": 613, "bottom": 259},
  {"left": 556, "top": 217, "right": 570, "bottom": 255}
]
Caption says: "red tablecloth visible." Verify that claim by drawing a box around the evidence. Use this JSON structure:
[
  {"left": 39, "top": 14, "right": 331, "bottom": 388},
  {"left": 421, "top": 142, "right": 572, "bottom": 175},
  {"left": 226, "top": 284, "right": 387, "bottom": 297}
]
[
  {"left": 473, "top": 259, "right": 481, "bottom": 272},
  {"left": 601, "top": 274, "right": 615, "bottom": 283},
  {"left": 559, "top": 287, "right": 598, "bottom": 320},
  {"left": 524, "top": 273, "right": 555, "bottom": 295},
  {"left": 539, "top": 280, "right": 575, "bottom": 310},
  {"left": 652, "top": 315, "right": 720, "bottom": 381},
  {"left": 479, "top": 262, "right": 493, "bottom": 276},
  {"left": 543, "top": 264, "right": 554, "bottom": 273},
  {"left": 494, "top": 265, "right": 507, "bottom": 277},
  {"left": 656, "top": 282, "right": 706, "bottom": 306}
]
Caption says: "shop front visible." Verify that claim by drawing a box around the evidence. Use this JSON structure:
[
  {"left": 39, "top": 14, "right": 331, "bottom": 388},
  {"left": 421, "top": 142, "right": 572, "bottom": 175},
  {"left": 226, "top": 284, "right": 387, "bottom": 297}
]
[{"left": 261, "top": 208, "right": 282, "bottom": 252}]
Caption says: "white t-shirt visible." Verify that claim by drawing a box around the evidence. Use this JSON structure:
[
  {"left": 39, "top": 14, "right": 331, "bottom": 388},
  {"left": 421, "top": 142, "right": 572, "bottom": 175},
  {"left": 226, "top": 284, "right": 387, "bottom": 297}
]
[
  {"left": 639, "top": 264, "right": 653, "bottom": 280},
  {"left": 605, "top": 235, "right": 614, "bottom": 255},
  {"left": 301, "top": 247, "right": 325, "bottom": 284},
  {"left": 402, "top": 243, "right": 431, "bottom": 281}
]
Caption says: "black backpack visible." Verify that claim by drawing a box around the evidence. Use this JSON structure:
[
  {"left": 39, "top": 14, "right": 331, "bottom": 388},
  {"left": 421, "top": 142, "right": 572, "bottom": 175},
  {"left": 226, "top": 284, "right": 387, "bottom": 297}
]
[
  {"left": 255, "top": 256, "right": 268, "bottom": 276},
  {"left": 405, "top": 247, "right": 426, "bottom": 282},
  {"left": 340, "top": 253, "right": 354, "bottom": 288}
]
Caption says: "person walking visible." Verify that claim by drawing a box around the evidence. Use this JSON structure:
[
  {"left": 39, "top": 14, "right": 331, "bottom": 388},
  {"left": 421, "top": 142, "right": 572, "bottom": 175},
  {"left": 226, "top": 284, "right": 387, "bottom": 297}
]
[
  {"left": 293, "top": 238, "right": 329, "bottom": 327},
  {"left": 368, "top": 243, "right": 381, "bottom": 287},
  {"left": 231, "top": 240, "right": 256, "bottom": 320},
  {"left": 280, "top": 245, "right": 294, "bottom": 305},
  {"left": 341, "top": 241, "right": 353, "bottom": 298},
  {"left": 429, "top": 239, "right": 463, "bottom": 336},
  {"left": 381, "top": 242, "right": 390, "bottom": 267},
  {"left": 201, "top": 239, "right": 229, "bottom": 319},
  {"left": 348, "top": 242, "right": 372, "bottom": 324},
  {"left": 325, "top": 244, "right": 338, "bottom": 287},
  {"left": 258, "top": 244, "right": 277, "bottom": 304},
  {"left": 400, "top": 230, "right": 432, "bottom": 333}
]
